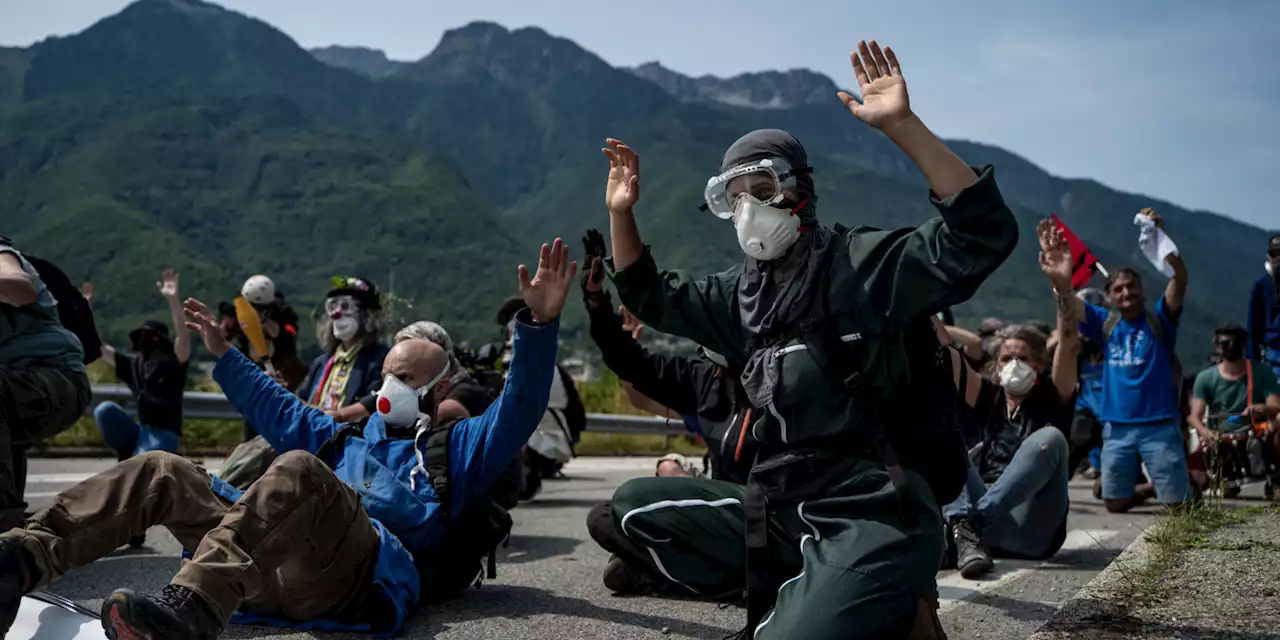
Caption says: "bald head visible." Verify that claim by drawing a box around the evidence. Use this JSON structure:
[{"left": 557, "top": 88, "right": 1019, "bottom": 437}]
[{"left": 383, "top": 339, "right": 450, "bottom": 390}]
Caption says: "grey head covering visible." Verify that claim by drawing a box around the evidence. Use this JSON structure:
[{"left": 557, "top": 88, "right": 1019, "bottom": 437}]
[
  {"left": 395, "top": 320, "right": 467, "bottom": 383},
  {"left": 725, "top": 129, "right": 835, "bottom": 408}
]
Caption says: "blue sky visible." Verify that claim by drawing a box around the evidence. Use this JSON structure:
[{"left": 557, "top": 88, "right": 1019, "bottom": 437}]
[{"left": 2, "top": 0, "right": 1276, "bottom": 230}]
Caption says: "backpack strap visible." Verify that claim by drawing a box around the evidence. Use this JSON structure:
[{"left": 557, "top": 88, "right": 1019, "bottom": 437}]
[
  {"left": 423, "top": 420, "right": 459, "bottom": 516},
  {"left": 1102, "top": 311, "right": 1121, "bottom": 343},
  {"left": 316, "top": 422, "right": 367, "bottom": 469}
]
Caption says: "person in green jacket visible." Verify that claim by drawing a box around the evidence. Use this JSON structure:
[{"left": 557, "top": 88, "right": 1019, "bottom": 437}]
[{"left": 601, "top": 40, "right": 1019, "bottom": 639}]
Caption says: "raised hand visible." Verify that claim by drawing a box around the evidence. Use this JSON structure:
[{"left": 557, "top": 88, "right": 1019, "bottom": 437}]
[
  {"left": 80, "top": 281, "right": 94, "bottom": 307},
  {"left": 182, "top": 298, "right": 232, "bottom": 357},
  {"left": 837, "top": 40, "right": 912, "bottom": 131},
  {"left": 1037, "top": 219, "right": 1074, "bottom": 291},
  {"left": 602, "top": 139, "right": 640, "bottom": 216},
  {"left": 518, "top": 238, "right": 578, "bottom": 324},
  {"left": 157, "top": 268, "right": 180, "bottom": 300},
  {"left": 619, "top": 305, "right": 644, "bottom": 340},
  {"left": 581, "top": 229, "right": 608, "bottom": 303},
  {"left": 1138, "top": 207, "right": 1164, "bottom": 230}
]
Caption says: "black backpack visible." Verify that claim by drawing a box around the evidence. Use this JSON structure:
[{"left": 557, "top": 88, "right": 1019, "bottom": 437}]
[
  {"left": 0, "top": 238, "right": 102, "bottom": 365},
  {"left": 316, "top": 419, "right": 516, "bottom": 603}
]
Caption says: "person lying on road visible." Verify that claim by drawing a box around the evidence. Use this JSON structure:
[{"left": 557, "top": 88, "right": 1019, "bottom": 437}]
[{"left": 0, "top": 239, "right": 577, "bottom": 640}]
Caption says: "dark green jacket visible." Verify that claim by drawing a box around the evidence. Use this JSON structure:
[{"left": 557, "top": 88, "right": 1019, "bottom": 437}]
[{"left": 609, "top": 165, "right": 1018, "bottom": 448}]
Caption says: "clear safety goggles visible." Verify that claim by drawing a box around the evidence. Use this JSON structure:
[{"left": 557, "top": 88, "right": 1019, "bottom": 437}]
[
  {"left": 700, "top": 157, "right": 812, "bottom": 220},
  {"left": 325, "top": 295, "right": 358, "bottom": 316}
]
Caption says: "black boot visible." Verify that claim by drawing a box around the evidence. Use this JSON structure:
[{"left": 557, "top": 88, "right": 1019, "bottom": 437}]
[
  {"left": 128, "top": 534, "right": 146, "bottom": 549},
  {"left": 101, "top": 584, "right": 222, "bottom": 640},
  {"left": 950, "top": 516, "right": 994, "bottom": 579},
  {"left": 0, "top": 539, "right": 38, "bottom": 635},
  {"left": 603, "top": 555, "right": 669, "bottom": 596}
]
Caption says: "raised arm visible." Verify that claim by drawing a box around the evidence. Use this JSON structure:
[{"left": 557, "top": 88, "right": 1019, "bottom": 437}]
[
  {"left": 447, "top": 239, "right": 578, "bottom": 514},
  {"left": 1139, "top": 209, "right": 1188, "bottom": 315},
  {"left": 79, "top": 281, "right": 116, "bottom": 361},
  {"left": 836, "top": 42, "right": 1018, "bottom": 321},
  {"left": 185, "top": 298, "right": 339, "bottom": 453},
  {"left": 157, "top": 269, "right": 191, "bottom": 364},
  {"left": 0, "top": 251, "right": 37, "bottom": 307},
  {"left": 1037, "top": 220, "right": 1082, "bottom": 399}
]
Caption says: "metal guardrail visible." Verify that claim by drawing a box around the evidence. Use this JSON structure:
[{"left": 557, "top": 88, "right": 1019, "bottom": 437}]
[{"left": 88, "top": 385, "right": 690, "bottom": 436}]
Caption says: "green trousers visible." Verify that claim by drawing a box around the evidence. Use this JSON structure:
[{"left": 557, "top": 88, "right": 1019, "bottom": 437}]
[{"left": 608, "top": 463, "right": 943, "bottom": 639}]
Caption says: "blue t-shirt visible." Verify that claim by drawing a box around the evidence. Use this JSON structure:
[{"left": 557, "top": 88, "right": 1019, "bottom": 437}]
[{"left": 1079, "top": 298, "right": 1179, "bottom": 424}]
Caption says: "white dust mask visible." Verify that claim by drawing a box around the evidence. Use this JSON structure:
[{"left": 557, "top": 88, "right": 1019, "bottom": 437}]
[
  {"left": 375, "top": 369, "right": 446, "bottom": 428},
  {"left": 732, "top": 200, "right": 800, "bottom": 261},
  {"left": 998, "top": 359, "right": 1037, "bottom": 395}
]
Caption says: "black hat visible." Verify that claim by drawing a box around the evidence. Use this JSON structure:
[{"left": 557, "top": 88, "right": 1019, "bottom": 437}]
[
  {"left": 217, "top": 301, "right": 236, "bottom": 318},
  {"left": 129, "top": 320, "right": 171, "bottom": 344},
  {"left": 496, "top": 296, "right": 528, "bottom": 326},
  {"left": 327, "top": 277, "right": 381, "bottom": 310}
]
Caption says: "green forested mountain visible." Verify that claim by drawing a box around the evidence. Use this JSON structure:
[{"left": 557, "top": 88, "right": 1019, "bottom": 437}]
[{"left": 1, "top": 0, "right": 1271, "bottom": 364}]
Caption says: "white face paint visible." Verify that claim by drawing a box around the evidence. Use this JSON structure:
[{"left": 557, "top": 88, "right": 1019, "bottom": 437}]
[
  {"left": 332, "top": 316, "right": 359, "bottom": 342},
  {"left": 732, "top": 200, "right": 800, "bottom": 261}
]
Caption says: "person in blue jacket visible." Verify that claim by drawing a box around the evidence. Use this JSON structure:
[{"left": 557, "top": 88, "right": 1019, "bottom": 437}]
[
  {"left": 1247, "top": 234, "right": 1280, "bottom": 378},
  {"left": 0, "top": 239, "right": 577, "bottom": 640}
]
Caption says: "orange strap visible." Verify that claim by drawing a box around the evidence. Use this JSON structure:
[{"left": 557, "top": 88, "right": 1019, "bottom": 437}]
[
  {"left": 734, "top": 409, "right": 753, "bottom": 462},
  {"left": 1247, "top": 360, "right": 1267, "bottom": 432}
]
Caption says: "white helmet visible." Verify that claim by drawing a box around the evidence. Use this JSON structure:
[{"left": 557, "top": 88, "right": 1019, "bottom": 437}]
[{"left": 241, "top": 275, "right": 276, "bottom": 307}]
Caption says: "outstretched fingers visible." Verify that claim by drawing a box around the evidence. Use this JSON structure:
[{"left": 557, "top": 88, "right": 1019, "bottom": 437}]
[
  {"left": 857, "top": 40, "right": 880, "bottom": 81},
  {"left": 868, "top": 40, "right": 892, "bottom": 77},
  {"left": 884, "top": 46, "right": 903, "bottom": 76}
]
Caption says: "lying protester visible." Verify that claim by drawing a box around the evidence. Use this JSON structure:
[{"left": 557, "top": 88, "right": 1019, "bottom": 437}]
[
  {"left": 1069, "top": 209, "right": 1193, "bottom": 513},
  {"left": 0, "top": 236, "right": 91, "bottom": 530},
  {"left": 88, "top": 269, "right": 191, "bottom": 463},
  {"left": 1189, "top": 324, "right": 1280, "bottom": 497},
  {"left": 0, "top": 239, "right": 576, "bottom": 639},
  {"left": 1248, "top": 234, "right": 1280, "bottom": 378},
  {"left": 603, "top": 40, "right": 1017, "bottom": 639}
]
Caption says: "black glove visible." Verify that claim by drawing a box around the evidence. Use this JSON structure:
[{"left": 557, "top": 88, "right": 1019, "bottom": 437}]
[{"left": 581, "top": 229, "right": 609, "bottom": 308}]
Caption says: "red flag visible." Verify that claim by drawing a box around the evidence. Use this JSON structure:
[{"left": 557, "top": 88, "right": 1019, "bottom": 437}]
[{"left": 1051, "top": 214, "right": 1100, "bottom": 290}]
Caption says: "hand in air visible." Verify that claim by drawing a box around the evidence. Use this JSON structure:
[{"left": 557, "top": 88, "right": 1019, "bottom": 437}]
[
  {"left": 157, "top": 269, "right": 180, "bottom": 300},
  {"left": 1137, "top": 207, "right": 1164, "bottom": 230},
  {"left": 619, "top": 305, "right": 644, "bottom": 340},
  {"left": 518, "top": 238, "right": 578, "bottom": 324},
  {"left": 182, "top": 298, "right": 232, "bottom": 358},
  {"left": 602, "top": 139, "right": 640, "bottom": 216},
  {"left": 80, "top": 281, "right": 94, "bottom": 307},
  {"left": 1037, "top": 219, "right": 1074, "bottom": 292},
  {"left": 837, "top": 40, "right": 912, "bottom": 131},
  {"left": 581, "top": 229, "right": 608, "bottom": 304}
]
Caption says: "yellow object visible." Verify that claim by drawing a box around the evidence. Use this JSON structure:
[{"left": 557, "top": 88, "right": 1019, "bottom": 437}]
[{"left": 234, "top": 296, "right": 271, "bottom": 363}]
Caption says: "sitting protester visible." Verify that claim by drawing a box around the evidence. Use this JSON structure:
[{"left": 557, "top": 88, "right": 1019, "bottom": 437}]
[
  {"left": 0, "top": 239, "right": 576, "bottom": 639},
  {"left": 217, "top": 274, "right": 308, "bottom": 440},
  {"left": 0, "top": 236, "right": 91, "bottom": 530},
  {"left": 89, "top": 269, "right": 191, "bottom": 462},
  {"left": 942, "top": 220, "right": 1079, "bottom": 579},
  {"left": 220, "top": 277, "right": 390, "bottom": 491},
  {"left": 85, "top": 269, "right": 192, "bottom": 549},
  {"left": 1189, "top": 324, "right": 1280, "bottom": 497}
]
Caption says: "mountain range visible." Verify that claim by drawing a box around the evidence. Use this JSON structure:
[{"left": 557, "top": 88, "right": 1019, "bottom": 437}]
[{"left": 1, "top": 0, "right": 1271, "bottom": 364}]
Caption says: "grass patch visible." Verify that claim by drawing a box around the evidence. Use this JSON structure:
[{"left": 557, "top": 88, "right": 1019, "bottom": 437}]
[{"left": 575, "top": 432, "right": 707, "bottom": 457}]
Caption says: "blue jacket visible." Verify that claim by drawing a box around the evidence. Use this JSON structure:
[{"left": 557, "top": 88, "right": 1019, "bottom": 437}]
[
  {"left": 296, "top": 342, "right": 391, "bottom": 407},
  {"left": 1248, "top": 274, "right": 1280, "bottom": 361},
  {"left": 208, "top": 312, "right": 559, "bottom": 636}
]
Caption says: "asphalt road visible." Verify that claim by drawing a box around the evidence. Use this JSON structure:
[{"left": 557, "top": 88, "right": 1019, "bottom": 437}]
[{"left": 22, "top": 455, "right": 1258, "bottom": 639}]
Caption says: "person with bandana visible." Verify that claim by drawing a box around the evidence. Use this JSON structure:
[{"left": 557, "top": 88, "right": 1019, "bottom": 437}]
[
  {"left": 297, "top": 277, "right": 390, "bottom": 414},
  {"left": 603, "top": 41, "right": 1018, "bottom": 639},
  {"left": 1189, "top": 324, "right": 1280, "bottom": 497},
  {"left": 0, "top": 239, "right": 577, "bottom": 639},
  {"left": 1247, "top": 234, "right": 1280, "bottom": 379}
]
